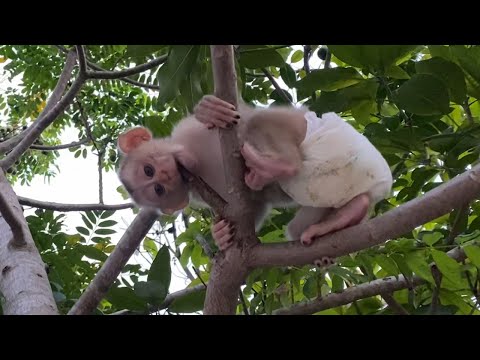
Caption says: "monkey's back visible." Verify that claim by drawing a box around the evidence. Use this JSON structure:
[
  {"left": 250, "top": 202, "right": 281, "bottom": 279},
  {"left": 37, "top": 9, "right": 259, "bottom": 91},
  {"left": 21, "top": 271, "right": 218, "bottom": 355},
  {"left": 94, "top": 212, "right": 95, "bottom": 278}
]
[{"left": 279, "top": 112, "right": 393, "bottom": 209}]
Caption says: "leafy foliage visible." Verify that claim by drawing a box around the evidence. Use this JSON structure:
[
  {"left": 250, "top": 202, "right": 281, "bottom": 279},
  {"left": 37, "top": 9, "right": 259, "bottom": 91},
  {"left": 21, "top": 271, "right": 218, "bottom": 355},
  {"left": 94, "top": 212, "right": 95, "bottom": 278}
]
[{"left": 2, "top": 45, "right": 480, "bottom": 315}]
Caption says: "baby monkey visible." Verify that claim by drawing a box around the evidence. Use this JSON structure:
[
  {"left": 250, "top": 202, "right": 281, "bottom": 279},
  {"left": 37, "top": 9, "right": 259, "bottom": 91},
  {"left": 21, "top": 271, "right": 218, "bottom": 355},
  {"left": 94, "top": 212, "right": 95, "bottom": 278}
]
[{"left": 194, "top": 95, "right": 392, "bottom": 253}]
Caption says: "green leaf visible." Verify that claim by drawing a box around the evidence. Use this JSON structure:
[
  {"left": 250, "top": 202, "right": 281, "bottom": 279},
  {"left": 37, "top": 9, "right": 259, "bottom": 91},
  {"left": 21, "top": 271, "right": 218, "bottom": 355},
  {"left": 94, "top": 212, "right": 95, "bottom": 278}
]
[
  {"left": 280, "top": 63, "right": 296, "bottom": 88},
  {"left": 303, "top": 277, "right": 317, "bottom": 299},
  {"left": 95, "top": 229, "right": 116, "bottom": 235},
  {"left": 405, "top": 251, "right": 435, "bottom": 284},
  {"left": 76, "top": 226, "right": 89, "bottom": 236},
  {"left": 464, "top": 245, "right": 480, "bottom": 267},
  {"left": 296, "top": 67, "right": 363, "bottom": 93},
  {"left": 156, "top": 45, "right": 200, "bottom": 106},
  {"left": 148, "top": 245, "right": 171, "bottom": 291},
  {"left": 290, "top": 50, "right": 303, "bottom": 63},
  {"left": 100, "top": 210, "right": 115, "bottom": 219},
  {"left": 168, "top": 288, "right": 206, "bottom": 313},
  {"left": 143, "top": 237, "right": 158, "bottom": 258},
  {"left": 85, "top": 211, "right": 97, "bottom": 224},
  {"left": 77, "top": 245, "right": 108, "bottom": 262},
  {"left": 179, "top": 63, "right": 204, "bottom": 113},
  {"left": 143, "top": 115, "right": 173, "bottom": 138},
  {"left": 331, "top": 274, "right": 344, "bottom": 293},
  {"left": 328, "top": 45, "right": 417, "bottom": 71},
  {"left": 259, "top": 229, "right": 285, "bottom": 243},
  {"left": 394, "top": 74, "right": 451, "bottom": 115},
  {"left": 384, "top": 65, "right": 411, "bottom": 79},
  {"left": 179, "top": 243, "right": 193, "bottom": 267},
  {"left": 105, "top": 286, "right": 148, "bottom": 311},
  {"left": 98, "top": 220, "right": 117, "bottom": 227},
  {"left": 269, "top": 89, "right": 293, "bottom": 104},
  {"left": 239, "top": 48, "right": 284, "bottom": 69},
  {"left": 450, "top": 46, "right": 480, "bottom": 100},
  {"left": 439, "top": 289, "right": 471, "bottom": 315},
  {"left": 310, "top": 79, "right": 378, "bottom": 114},
  {"left": 81, "top": 214, "right": 93, "bottom": 230},
  {"left": 416, "top": 57, "right": 466, "bottom": 104},
  {"left": 375, "top": 255, "right": 400, "bottom": 275},
  {"left": 422, "top": 232, "right": 444, "bottom": 246},
  {"left": 126, "top": 45, "right": 167, "bottom": 59},
  {"left": 191, "top": 244, "right": 208, "bottom": 267},
  {"left": 134, "top": 280, "right": 167, "bottom": 305},
  {"left": 431, "top": 248, "right": 463, "bottom": 284}
]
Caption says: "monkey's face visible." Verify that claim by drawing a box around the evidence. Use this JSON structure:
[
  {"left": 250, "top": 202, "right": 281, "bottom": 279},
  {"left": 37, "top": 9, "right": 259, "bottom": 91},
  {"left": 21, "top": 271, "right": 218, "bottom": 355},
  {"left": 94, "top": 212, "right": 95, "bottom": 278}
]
[
  {"left": 119, "top": 144, "right": 189, "bottom": 214},
  {"left": 117, "top": 127, "right": 193, "bottom": 214}
]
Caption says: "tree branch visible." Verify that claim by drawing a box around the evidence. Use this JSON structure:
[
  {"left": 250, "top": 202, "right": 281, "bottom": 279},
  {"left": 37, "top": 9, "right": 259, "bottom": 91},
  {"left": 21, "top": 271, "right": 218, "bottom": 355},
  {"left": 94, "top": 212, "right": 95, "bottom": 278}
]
[
  {"left": 54, "top": 45, "right": 160, "bottom": 90},
  {"left": 203, "top": 45, "right": 257, "bottom": 315},
  {"left": 29, "top": 138, "right": 89, "bottom": 151},
  {"left": 0, "top": 169, "right": 58, "bottom": 315},
  {"left": 0, "top": 58, "right": 86, "bottom": 170},
  {"left": 445, "top": 202, "right": 469, "bottom": 245},
  {"left": 303, "top": 45, "right": 316, "bottom": 102},
  {"left": 68, "top": 209, "right": 159, "bottom": 315},
  {"left": 463, "top": 99, "right": 474, "bottom": 125},
  {"left": 0, "top": 50, "right": 78, "bottom": 156},
  {"left": 75, "top": 45, "right": 87, "bottom": 75},
  {"left": 17, "top": 196, "right": 133, "bottom": 212},
  {"left": 273, "top": 248, "right": 466, "bottom": 315},
  {"left": 261, "top": 68, "right": 292, "bottom": 105},
  {"left": 381, "top": 293, "right": 409, "bottom": 315},
  {"left": 0, "top": 169, "right": 27, "bottom": 247},
  {"left": 249, "top": 163, "right": 480, "bottom": 268},
  {"left": 86, "top": 55, "right": 167, "bottom": 80}
]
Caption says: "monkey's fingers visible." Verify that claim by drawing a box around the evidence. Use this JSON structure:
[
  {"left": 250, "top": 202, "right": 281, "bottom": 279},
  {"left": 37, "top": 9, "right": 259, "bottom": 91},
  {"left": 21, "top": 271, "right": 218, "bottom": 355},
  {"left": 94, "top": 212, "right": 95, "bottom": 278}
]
[
  {"left": 202, "top": 95, "right": 236, "bottom": 111},
  {"left": 211, "top": 220, "right": 235, "bottom": 250},
  {"left": 194, "top": 98, "right": 240, "bottom": 128},
  {"left": 314, "top": 257, "right": 336, "bottom": 268}
]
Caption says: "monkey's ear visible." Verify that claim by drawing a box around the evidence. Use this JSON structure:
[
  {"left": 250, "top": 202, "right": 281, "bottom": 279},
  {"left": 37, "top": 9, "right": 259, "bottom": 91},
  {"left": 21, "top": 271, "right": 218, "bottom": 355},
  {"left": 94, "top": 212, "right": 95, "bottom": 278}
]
[
  {"left": 171, "top": 144, "right": 198, "bottom": 171},
  {"left": 118, "top": 127, "right": 152, "bottom": 154}
]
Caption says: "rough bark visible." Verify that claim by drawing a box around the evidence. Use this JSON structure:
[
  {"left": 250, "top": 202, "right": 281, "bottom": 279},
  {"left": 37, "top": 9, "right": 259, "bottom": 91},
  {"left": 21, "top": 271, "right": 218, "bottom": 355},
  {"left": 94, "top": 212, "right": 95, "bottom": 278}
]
[
  {"left": 202, "top": 45, "right": 257, "bottom": 315},
  {"left": 0, "top": 170, "right": 58, "bottom": 315}
]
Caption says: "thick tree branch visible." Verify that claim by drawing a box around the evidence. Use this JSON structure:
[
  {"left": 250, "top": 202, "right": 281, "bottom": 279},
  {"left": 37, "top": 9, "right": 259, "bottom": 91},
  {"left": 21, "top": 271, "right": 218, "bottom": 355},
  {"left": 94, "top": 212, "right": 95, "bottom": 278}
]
[
  {"left": 18, "top": 196, "right": 133, "bottom": 212},
  {"left": 249, "top": 164, "right": 480, "bottom": 268},
  {"left": 203, "top": 45, "right": 257, "bottom": 315},
  {"left": 0, "top": 50, "right": 77, "bottom": 155},
  {"left": 0, "top": 169, "right": 27, "bottom": 247},
  {"left": 0, "top": 169, "right": 58, "bottom": 315},
  {"left": 68, "top": 209, "right": 159, "bottom": 315},
  {"left": 0, "top": 63, "right": 86, "bottom": 170},
  {"left": 29, "top": 138, "right": 89, "bottom": 151}
]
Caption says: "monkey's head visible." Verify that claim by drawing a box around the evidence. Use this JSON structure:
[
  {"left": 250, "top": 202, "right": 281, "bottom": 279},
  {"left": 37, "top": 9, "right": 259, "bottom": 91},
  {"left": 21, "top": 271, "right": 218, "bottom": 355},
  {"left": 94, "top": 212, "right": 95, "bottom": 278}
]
[{"left": 117, "top": 127, "right": 198, "bottom": 215}]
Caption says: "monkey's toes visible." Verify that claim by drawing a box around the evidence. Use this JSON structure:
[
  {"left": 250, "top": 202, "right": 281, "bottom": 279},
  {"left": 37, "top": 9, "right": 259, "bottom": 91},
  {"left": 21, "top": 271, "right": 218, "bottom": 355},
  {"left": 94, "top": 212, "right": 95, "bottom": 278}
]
[{"left": 314, "top": 257, "right": 335, "bottom": 268}]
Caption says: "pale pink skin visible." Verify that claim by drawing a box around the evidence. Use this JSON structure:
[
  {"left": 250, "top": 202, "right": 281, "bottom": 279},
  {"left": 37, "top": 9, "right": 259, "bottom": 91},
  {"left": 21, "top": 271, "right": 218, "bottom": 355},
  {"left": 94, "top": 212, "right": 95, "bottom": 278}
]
[{"left": 194, "top": 95, "right": 370, "bottom": 266}]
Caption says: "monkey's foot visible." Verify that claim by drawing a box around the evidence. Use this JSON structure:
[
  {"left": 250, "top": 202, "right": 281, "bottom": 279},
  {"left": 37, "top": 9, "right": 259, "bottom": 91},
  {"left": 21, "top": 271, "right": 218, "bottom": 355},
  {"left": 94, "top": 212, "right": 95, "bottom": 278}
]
[
  {"left": 194, "top": 95, "right": 240, "bottom": 129},
  {"left": 212, "top": 219, "right": 235, "bottom": 251},
  {"left": 300, "top": 193, "right": 370, "bottom": 246},
  {"left": 314, "top": 257, "right": 336, "bottom": 268},
  {"left": 242, "top": 142, "right": 298, "bottom": 190}
]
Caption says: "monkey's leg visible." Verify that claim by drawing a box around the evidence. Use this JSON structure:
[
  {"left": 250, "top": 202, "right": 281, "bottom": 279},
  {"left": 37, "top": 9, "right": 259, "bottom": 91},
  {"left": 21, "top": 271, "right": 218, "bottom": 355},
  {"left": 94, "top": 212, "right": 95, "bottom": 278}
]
[
  {"left": 300, "top": 193, "right": 370, "bottom": 246},
  {"left": 242, "top": 142, "right": 299, "bottom": 190},
  {"left": 286, "top": 206, "right": 332, "bottom": 241},
  {"left": 211, "top": 219, "right": 235, "bottom": 251}
]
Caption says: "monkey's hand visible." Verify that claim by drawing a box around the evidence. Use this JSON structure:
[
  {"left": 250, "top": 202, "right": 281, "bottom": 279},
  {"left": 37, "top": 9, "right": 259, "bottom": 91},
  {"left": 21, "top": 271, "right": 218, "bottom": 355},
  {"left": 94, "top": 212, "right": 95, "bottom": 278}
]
[
  {"left": 212, "top": 219, "right": 236, "bottom": 251},
  {"left": 194, "top": 95, "right": 240, "bottom": 129},
  {"left": 242, "top": 142, "right": 298, "bottom": 190}
]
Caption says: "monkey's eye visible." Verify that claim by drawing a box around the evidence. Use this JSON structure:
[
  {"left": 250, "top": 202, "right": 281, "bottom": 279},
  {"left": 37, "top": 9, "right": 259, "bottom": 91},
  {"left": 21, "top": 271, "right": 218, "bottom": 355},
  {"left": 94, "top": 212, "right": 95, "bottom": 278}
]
[
  {"left": 154, "top": 184, "right": 165, "bottom": 196},
  {"left": 144, "top": 165, "right": 155, "bottom": 177}
]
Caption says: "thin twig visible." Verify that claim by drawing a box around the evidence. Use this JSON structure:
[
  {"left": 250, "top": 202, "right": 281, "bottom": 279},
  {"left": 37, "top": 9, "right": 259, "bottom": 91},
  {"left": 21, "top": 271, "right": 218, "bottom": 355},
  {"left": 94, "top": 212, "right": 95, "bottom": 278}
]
[
  {"left": 239, "top": 290, "right": 249, "bottom": 315},
  {"left": 86, "top": 55, "right": 167, "bottom": 80},
  {"left": 261, "top": 67, "right": 292, "bottom": 105},
  {"left": 303, "top": 45, "right": 316, "bottom": 102},
  {"left": 75, "top": 45, "right": 87, "bottom": 75},
  {"left": 29, "top": 138, "right": 89, "bottom": 150},
  {"left": 18, "top": 196, "right": 133, "bottom": 211},
  {"left": 445, "top": 202, "right": 469, "bottom": 245},
  {"left": 463, "top": 99, "right": 474, "bottom": 125}
]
